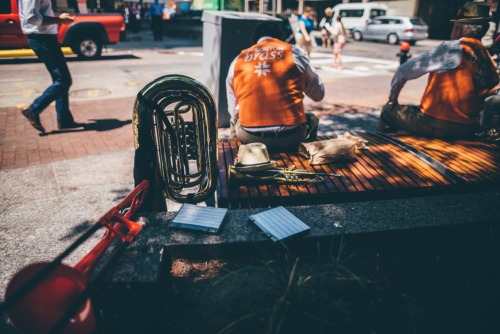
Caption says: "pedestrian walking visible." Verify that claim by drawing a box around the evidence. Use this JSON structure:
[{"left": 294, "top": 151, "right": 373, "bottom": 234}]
[
  {"left": 148, "top": 0, "right": 164, "bottom": 41},
  {"left": 319, "top": 7, "right": 333, "bottom": 48},
  {"left": 18, "top": 0, "right": 80, "bottom": 133},
  {"left": 330, "top": 15, "right": 347, "bottom": 69},
  {"left": 295, "top": 7, "right": 315, "bottom": 57}
]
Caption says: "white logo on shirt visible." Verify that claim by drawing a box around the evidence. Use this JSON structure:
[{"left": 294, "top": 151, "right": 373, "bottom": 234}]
[{"left": 254, "top": 62, "right": 271, "bottom": 77}]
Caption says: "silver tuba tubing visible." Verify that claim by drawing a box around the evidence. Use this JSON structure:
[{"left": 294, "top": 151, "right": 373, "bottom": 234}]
[{"left": 133, "top": 75, "right": 218, "bottom": 207}]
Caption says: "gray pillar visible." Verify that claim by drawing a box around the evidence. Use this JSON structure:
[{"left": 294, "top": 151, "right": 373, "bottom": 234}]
[{"left": 201, "top": 11, "right": 282, "bottom": 127}]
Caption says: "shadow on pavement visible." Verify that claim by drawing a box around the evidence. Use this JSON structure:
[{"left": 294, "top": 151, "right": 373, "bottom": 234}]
[
  {"left": 307, "top": 100, "right": 382, "bottom": 135},
  {"left": 59, "top": 220, "right": 93, "bottom": 241},
  {"left": 40, "top": 119, "right": 132, "bottom": 136}
]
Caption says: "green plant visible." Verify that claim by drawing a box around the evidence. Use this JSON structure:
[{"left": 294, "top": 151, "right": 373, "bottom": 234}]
[{"left": 213, "top": 234, "right": 364, "bottom": 334}]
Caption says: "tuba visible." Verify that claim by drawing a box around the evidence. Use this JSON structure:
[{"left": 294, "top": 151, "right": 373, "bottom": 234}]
[{"left": 133, "top": 75, "right": 218, "bottom": 211}]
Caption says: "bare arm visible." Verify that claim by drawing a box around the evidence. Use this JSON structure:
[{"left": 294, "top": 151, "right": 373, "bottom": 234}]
[
  {"left": 41, "top": 13, "right": 74, "bottom": 26},
  {"left": 298, "top": 21, "right": 311, "bottom": 43}
]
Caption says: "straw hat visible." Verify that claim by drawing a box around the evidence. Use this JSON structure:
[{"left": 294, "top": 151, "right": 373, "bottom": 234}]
[
  {"left": 451, "top": 1, "right": 492, "bottom": 23},
  {"left": 233, "top": 143, "right": 277, "bottom": 172}
]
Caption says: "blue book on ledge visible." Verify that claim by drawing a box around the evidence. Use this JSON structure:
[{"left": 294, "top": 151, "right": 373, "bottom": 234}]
[
  {"left": 170, "top": 204, "right": 228, "bottom": 234},
  {"left": 249, "top": 206, "right": 310, "bottom": 242}
]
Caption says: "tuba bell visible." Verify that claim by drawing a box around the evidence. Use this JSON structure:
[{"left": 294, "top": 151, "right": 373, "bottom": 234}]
[{"left": 133, "top": 75, "right": 218, "bottom": 211}]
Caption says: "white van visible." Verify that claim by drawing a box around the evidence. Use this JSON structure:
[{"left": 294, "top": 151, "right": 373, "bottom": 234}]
[{"left": 332, "top": 3, "right": 388, "bottom": 32}]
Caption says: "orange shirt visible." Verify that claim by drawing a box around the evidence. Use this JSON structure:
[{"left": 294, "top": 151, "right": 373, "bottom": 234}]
[
  {"left": 232, "top": 38, "right": 306, "bottom": 127},
  {"left": 421, "top": 38, "right": 499, "bottom": 124}
]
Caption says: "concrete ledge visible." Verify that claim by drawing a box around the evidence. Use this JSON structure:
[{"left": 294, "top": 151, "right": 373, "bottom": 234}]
[{"left": 106, "top": 189, "right": 500, "bottom": 283}]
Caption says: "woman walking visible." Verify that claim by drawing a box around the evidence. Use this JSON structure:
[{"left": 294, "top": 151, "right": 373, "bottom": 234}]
[
  {"left": 296, "top": 7, "right": 315, "bottom": 57},
  {"left": 319, "top": 7, "right": 333, "bottom": 48},
  {"left": 330, "top": 15, "right": 348, "bottom": 69}
]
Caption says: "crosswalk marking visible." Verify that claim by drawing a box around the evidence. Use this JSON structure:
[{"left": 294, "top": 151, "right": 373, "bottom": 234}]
[{"left": 310, "top": 53, "right": 399, "bottom": 77}]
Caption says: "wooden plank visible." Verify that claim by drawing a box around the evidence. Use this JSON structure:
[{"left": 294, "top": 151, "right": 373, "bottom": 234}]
[
  {"left": 396, "top": 136, "right": 485, "bottom": 183},
  {"left": 398, "top": 135, "right": 500, "bottom": 182},
  {"left": 374, "top": 134, "right": 453, "bottom": 186},
  {"left": 351, "top": 134, "right": 406, "bottom": 189},
  {"left": 351, "top": 151, "right": 392, "bottom": 190},
  {"left": 357, "top": 148, "right": 409, "bottom": 189},
  {"left": 373, "top": 132, "right": 464, "bottom": 185},
  {"left": 365, "top": 133, "right": 450, "bottom": 187},
  {"left": 357, "top": 135, "right": 419, "bottom": 189}
]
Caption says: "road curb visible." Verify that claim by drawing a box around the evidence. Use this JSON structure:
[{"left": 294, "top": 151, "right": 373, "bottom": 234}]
[{"left": 0, "top": 47, "right": 73, "bottom": 58}]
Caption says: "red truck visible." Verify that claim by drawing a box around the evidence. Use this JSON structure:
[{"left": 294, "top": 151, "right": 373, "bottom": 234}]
[{"left": 0, "top": 0, "right": 126, "bottom": 59}]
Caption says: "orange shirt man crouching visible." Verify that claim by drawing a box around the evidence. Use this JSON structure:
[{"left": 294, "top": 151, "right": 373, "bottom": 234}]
[{"left": 226, "top": 22, "right": 325, "bottom": 151}]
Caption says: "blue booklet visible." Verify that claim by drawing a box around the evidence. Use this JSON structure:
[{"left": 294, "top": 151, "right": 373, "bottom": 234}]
[
  {"left": 249, "top": 206, "right": 310, "bottom": 242},
  {"left": 170, "top": 204, "right": 228, "bottom": 234}
]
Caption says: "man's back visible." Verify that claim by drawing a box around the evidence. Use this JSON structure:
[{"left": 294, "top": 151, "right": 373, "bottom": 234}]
[{"left": 233, "top": 38, "right": 306, "bottom": 128}]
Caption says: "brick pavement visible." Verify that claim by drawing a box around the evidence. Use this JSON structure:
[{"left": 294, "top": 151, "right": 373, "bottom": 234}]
[
  {"left": 0, "top": 97, "right": 136, "bottom": 170},
  {"left": 0, "top": 93, "right": 381, "bottom": 171}
]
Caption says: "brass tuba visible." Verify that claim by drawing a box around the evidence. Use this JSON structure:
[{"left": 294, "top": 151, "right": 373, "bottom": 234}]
[{"left": 133, "top": 75, "right": 218, "bottom": 211}]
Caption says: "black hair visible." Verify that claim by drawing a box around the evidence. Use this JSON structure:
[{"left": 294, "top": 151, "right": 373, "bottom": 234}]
[
  {"left": 252, "top": 21, "right": 284, "bottom": 43},
  {"left": 458, "top": 21, "right": 491, "bottom": 39}
]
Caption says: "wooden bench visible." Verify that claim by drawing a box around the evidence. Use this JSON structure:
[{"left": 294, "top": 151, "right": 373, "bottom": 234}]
[{"left": 217, "top": 132, "right": 500, "bottom": 208}]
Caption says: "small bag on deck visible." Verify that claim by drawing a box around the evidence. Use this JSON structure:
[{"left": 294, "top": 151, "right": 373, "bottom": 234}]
[{"left": 299, "top": 132, "right": 368, "bottom": 165}]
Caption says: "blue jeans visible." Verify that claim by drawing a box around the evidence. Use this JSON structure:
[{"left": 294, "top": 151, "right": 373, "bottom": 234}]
[{"left": 27, "top": 34, "right": 74, "bottom": 125}]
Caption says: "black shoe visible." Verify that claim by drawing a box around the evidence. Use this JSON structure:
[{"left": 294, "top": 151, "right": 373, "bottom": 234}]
[
  {"left": 21, "top": 108, "right": 45, "bottom": 133},
  {"left": 57, "top": 121, "right": 83, "bottom": 130}
]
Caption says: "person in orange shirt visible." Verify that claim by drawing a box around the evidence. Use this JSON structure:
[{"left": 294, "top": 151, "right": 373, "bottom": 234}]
[
  {"left": 226, "top": 22, "right": 325, "bottom": 151},
  {"left": 377, "top": 1, "right": 499, "bottom": 138}
]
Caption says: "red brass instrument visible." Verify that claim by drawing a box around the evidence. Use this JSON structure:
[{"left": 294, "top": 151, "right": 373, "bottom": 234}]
[{"left": 1, "top": 180, "right": 149, "bottom": 334}]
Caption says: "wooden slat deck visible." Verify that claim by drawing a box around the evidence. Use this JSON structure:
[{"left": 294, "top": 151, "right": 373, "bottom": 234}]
[{"left": 216, "top": 133, "right": 500, "bottom": 208}]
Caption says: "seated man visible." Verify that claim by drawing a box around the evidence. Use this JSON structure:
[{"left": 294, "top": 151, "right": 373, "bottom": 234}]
[
  {"left": 226, "top": 21, "right": 325, "bottom": 151},
  {"left": 377, "top": 1, "right": 499, "bottom": 138}
]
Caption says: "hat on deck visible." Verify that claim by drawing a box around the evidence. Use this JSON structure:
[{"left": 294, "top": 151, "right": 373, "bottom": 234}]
[
  {"left": 451, "top": 1, "right": 492, "bottom": 23},
  {"left": 233, "top": 143, "right": 277, "bottom": 172}
]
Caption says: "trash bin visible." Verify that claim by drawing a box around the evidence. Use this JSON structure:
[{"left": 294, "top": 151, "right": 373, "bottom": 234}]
[{"left": 202, "top": 11, "right": 282, "bottom": 128}]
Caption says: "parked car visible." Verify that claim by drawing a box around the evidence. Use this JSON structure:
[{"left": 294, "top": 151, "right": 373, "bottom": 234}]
[
  {"left": 0, "top": 0, "right": 126, "bottom": 59},
  {"left": 331, "top": 2, "right": 388, "bottom": 32},
  {"left": 352, "top": 15, "right": 429, "bottom": 45}
]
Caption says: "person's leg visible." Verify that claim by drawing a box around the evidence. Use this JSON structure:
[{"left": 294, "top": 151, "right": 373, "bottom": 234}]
[
  {"left": 47, "top": 38, "right": 74, "bottom": 126},
  {"left": 321, "top": 32, "right": 326, "bottom": 47},
  {"left": 234, "top": 119, "right": 306, "bottom": 151},
  {"left": 28, "top": 35, "right": 74, "bottom": 126},
  {"left": 377, "top": 104, "right": 421, "bottom": 132},
  {"left": 152, "top": 16, "right": 159, "bottom": 40},
  {"left": 481, "top": 95, "right": 500, "bottom": 129},
  {"left": 337, "top": 43, "right": 345, "bottom": 69},
  {"left": 229, "top": 118, "right": 238, "bottom": 139},
  {"left": 305, "top": 112, "right": 319, "bottom": 141},
  {"left": 295, "top": 34, "right": 310, "bottom": 57},
  {"left": 377, "top": 104, "right": 479, "bottom": 138},
  {"left": 157, "top": 17, "right": 163, "bottom": 40}
]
